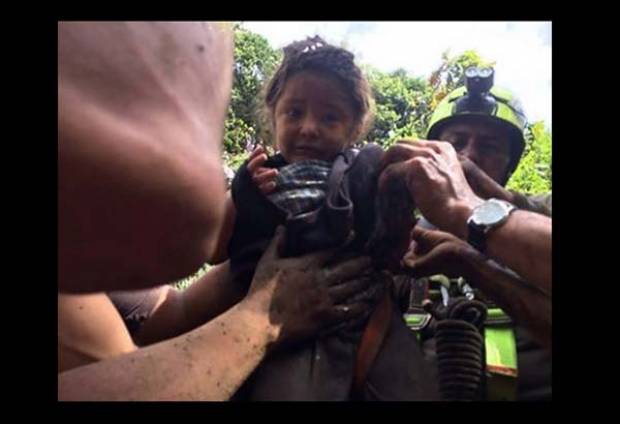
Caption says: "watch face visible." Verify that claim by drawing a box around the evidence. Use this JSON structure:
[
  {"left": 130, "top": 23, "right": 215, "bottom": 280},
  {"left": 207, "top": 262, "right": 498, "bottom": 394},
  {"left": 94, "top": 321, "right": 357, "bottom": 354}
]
[{"left": 474, "top": 201, "right": 506, "bottom": 225}]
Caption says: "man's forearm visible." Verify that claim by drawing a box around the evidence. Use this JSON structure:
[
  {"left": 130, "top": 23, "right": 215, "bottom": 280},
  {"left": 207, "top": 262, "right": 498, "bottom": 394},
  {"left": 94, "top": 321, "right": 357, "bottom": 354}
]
[
  {"left": 462, "top": 248, "right": 551, "bottom": 349},
  {"left": 134, "top": 262, "right": 245, "bottom": 346},
  {"left": 486, "top": 210, "right": 551, "bottom": 296},
  {"left": 58, "top": 299, "right": 274, "bottom": 401},
  {"left": 510, "top": 191, "right": 552, "bottom": 217},
  {"left": 452, "top": 207, "right": 551, "bottom": 296}
]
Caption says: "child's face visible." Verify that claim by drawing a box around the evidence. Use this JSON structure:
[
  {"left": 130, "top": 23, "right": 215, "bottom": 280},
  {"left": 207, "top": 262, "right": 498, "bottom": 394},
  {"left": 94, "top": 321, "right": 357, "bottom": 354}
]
[{"left": 273, "top": 71, "right": 357, "bottom": 163}]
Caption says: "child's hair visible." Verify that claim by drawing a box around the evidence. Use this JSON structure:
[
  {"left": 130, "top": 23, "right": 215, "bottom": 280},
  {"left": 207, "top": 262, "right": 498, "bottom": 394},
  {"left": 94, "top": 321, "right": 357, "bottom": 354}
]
[{"left": 258, "top": 36, "right": 374, "bottom": 147}]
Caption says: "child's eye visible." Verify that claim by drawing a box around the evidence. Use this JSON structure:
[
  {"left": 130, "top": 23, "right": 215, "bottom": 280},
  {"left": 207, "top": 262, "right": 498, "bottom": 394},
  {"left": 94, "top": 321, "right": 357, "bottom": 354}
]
[
  {"left": 323, "top": 113, "right": 339, "bottom": 124},
  {"left": 287, "top": 108, "right": 302, "bottom": 118}
]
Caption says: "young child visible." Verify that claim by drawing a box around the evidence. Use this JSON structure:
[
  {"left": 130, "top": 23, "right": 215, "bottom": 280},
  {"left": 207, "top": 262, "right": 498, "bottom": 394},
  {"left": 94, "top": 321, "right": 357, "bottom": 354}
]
[
  {"left": 222, "top": 36, "right": 437, "bottom": 400},
  {"left": 211, "top": 35, "right": 375, "bottom": 262}
]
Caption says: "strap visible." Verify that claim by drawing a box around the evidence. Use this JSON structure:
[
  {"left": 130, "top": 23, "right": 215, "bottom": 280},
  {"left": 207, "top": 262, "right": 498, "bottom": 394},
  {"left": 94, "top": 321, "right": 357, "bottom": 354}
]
[{"left": 351, "top": 290, "right": 393, "bottom": 397}]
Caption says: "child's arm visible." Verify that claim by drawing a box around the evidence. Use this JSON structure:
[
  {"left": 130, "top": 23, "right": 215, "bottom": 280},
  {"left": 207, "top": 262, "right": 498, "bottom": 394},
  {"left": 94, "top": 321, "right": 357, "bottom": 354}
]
[{"left": 209, "top": 146, "right": 279, "bottom": 264}]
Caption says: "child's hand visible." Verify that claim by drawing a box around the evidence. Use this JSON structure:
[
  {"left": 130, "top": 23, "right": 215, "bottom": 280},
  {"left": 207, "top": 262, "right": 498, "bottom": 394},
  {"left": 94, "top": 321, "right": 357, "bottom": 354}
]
[{"left": 247, "top": 145, "right": 278, "bottom": 194}]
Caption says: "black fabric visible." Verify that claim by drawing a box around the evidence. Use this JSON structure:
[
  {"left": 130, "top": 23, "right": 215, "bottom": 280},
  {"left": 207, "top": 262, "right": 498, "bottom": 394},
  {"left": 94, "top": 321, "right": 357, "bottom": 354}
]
[
  {"left": 228, "top": 146, "right": 383, "bottom": 292},
  {"left": 514, "top": 326, "right": 552, "bottom": 400},
  {"left": 228, "top": 144, "right": 439, "bottom": 401}
]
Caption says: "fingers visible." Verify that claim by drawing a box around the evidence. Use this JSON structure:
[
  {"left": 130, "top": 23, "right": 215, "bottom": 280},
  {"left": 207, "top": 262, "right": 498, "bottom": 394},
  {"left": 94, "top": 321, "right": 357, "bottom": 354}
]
[
  {"left": 404, "top": 250, "right": 446, "bottom": 278},
  {"left": 320, "top": 308, "right": 372, "bottom": 336},
  {"left": 459, "top": 154, "right": 489, "bottom": 181},
  {"left": 247, "top": 155, "right": 268, "bottom": 173},
  {"left": 458, "top": 153, "right": 476, "bottom": 168},
  {"left": 247, "top": 146, "right": 267, "bottom": 173},
  {"left": 404, "top": 240, "right": 471, "bottom": 279},
  {"left": 248, "top": 149, "right": 278, "bottom": 194},
  {"left": 253, "top": 168, "right": 278, "bottom": 185},
  {"left": 248, "top": 145, "right": 265, "bottom": 161},
  {"left": 327, "top": 275, "right": 374, "bottom": 304},
  {"left": 391, "top": 141, "right": 440, "bottom": 161},
  {"left": 323, "top": 256, "right": 373, "bottom": 286},
  {"left": 258, "top": 181, "right": 277, "bottom": 194},
  {"left": 297, "top": 247, "right": 342, "bottom": 269},
  {"left": 396, "top": 139, "right": 451, "bottom": 156},
  {"left": 401, "top": 244, "right": 420, "bottom": 268},
  {"left": 410, "top": 227, "right": 454, "bottom": 253},
  {"left": 402, "top": 228, "right": 465, "bottom": 276},
  {"left": 324, "top": 302, "right": 370, "bottom": 327}
]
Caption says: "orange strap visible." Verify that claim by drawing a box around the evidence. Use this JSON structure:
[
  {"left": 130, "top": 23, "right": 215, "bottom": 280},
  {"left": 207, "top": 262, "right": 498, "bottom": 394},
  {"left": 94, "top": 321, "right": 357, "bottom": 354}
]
[{"left": 351, "top": 290, "right": 393, "bottom": 397}]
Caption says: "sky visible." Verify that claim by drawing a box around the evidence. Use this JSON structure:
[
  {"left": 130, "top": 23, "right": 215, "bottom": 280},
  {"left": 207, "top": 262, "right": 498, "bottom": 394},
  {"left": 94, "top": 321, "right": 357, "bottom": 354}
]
[{"left": 242, "top": 21, "right": 551, "bottom": 129}]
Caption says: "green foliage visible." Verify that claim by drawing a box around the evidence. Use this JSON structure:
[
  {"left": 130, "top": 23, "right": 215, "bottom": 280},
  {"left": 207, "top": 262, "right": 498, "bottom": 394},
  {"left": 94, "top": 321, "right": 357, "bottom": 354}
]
[
  {"left": 172, "top": 263, "right": 211, "bottom": 291},
  {"left": 363, "top": 50, "right": 497, "bottom": 149},
  {"left": 223, "top": 25, "right": 282, "bottom": 159},
  {"left": 506, "top": 121, "right": 552, "bottom": 194},
  {"left": 364, "top": 66, "right": 433, "bottom": 147}
]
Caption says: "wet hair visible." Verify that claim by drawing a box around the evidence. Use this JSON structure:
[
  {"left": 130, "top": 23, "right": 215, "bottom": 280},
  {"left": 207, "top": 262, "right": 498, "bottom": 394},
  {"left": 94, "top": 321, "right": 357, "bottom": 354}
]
[{"left": 259, "top": 36, "right": 374, "bottom": 146}]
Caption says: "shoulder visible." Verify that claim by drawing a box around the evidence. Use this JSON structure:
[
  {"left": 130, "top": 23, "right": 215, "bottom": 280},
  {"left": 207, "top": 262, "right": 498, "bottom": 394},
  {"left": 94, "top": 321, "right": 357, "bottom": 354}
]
[{"left": 58, "top": 292, "right": 136, "bottom": 372}]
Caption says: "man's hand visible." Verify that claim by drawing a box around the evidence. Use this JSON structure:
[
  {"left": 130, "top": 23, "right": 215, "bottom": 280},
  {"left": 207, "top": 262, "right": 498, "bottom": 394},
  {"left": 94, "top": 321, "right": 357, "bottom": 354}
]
[
  {"left": 246, "top": 226, "right": 376, "bottom": 346},
  {"left": 390, "top": 139, "right": 484, "bottom": 239},
  {"left": 402, "top": 226, "right": 551, "bottom": 349},
  {"left": 401, "top": 227, "right": 482, "bottom": 280},
  {"left": 458, "top": 155, "right": 516, "bottom": 203}
]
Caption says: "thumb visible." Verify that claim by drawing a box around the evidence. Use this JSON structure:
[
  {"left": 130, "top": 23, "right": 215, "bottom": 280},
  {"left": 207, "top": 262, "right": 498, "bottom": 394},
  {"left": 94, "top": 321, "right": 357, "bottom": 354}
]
[
  {"left": 411, "top": 226, "right": 454, "bottom": 253},
  {"left": 404, "top": 248, "right": 447, "bottom": 278}
]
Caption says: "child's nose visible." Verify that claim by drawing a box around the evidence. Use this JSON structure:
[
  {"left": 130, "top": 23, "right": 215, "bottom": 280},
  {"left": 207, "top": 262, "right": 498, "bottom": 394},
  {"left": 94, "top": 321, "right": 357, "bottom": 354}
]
[{"left": 299, "top": 116, "right": 320, "bottom": 137}]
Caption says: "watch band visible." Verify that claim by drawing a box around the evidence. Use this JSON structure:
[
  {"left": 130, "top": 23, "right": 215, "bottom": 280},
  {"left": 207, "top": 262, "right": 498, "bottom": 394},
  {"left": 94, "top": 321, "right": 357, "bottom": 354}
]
[
  {"left": 467, "top": 199, "right": 516, "bottom": 254},
  {"left": 467, "top": 218, "right": 488, "bottom": 253}
]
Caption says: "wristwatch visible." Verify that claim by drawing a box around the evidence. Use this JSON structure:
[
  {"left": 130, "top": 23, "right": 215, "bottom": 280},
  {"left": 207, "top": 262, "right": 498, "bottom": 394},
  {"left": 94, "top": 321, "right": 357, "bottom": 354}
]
[{"left": 466, "top": 198, "right": 516, "bottom": 253}]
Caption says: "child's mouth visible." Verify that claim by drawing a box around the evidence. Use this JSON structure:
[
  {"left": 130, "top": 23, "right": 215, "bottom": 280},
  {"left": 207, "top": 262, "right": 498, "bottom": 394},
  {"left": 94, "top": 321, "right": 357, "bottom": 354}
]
[{"left": 295, "top": 145, "right": 319, "bottom": 156}]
